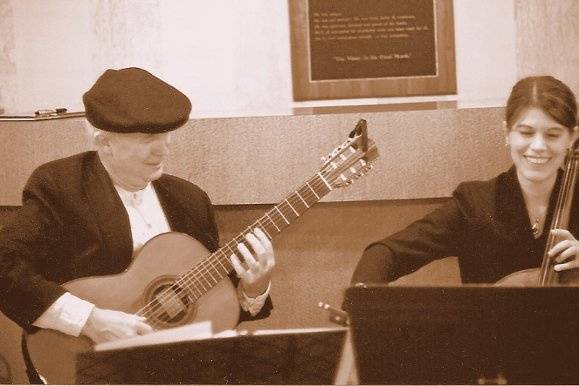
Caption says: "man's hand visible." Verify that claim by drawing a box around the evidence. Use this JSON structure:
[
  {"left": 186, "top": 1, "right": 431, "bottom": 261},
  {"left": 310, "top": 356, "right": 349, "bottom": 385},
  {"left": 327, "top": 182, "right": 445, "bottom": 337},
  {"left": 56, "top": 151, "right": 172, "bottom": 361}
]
[
  {"left": 81, "top": 307, "right": 154, "bottom": 343},
  {"left": 230, "top": 227, "right": 275, "bottom": 297}
]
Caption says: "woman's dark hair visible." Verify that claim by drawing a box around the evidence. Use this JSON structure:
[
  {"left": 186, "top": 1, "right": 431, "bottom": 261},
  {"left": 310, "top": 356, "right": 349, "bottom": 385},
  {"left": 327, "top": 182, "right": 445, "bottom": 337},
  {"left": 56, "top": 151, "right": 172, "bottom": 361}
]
[{"left": 505, "top": 75, "right": 578, "bottom": 131}]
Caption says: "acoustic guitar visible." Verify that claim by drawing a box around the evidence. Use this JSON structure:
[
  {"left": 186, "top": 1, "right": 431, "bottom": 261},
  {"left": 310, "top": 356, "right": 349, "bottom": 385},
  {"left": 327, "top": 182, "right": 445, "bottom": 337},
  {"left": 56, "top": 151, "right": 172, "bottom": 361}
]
[{"left": 25, "top": 119, "right": 378, "bottom": 384}]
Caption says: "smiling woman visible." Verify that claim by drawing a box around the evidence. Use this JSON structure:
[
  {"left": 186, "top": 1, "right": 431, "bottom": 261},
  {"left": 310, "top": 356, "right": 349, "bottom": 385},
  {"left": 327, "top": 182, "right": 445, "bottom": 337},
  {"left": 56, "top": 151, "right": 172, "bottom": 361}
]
[
  {"left": 505, "top": 76, "right": 578, "bottom": 238},
  {"left": 351, "top": 75, "right": 579, "bottom": 285},
  {"left": 506, "top": 110, "right": 573, "bottom": 235}
]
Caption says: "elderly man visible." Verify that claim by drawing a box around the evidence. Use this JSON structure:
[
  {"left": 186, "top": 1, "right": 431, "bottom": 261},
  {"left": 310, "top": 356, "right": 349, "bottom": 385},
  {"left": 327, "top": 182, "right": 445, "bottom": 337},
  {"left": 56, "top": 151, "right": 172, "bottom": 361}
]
[{"left": 0, "top": 67, "right": 274, "bottom": 381}]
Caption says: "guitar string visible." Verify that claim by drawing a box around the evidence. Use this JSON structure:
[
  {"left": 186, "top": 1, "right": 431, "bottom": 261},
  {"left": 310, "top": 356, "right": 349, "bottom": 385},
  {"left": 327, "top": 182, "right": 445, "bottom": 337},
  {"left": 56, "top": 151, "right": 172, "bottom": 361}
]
[
  {"left": 135, "top": 169, "right": 337, "bottom": 324},
  {"left": 167, "top": 192, "right": 314, "bottom": 299},
  {"left": 138, "top": 154, "right": 364, "bottom": 326},
  {"left": 146, "top": 142, "right": 362, "bottom": 307},
  {"left": 137, "top": 152, "right": 363, "bottom": 325},
  {"left": 136, "top": 173, "right": 332, "bottom": 324},
  {"left": 137, "top": 176, "right": 330, "bottom": 327},
  {"left": 137, "top": 152, "right": 365, "bottom": 325}
]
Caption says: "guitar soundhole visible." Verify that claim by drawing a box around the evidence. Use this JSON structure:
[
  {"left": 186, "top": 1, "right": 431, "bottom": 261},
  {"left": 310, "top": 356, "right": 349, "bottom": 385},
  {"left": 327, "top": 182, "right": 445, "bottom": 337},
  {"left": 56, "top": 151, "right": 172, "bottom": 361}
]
[{"left": 143, "top": 275, "right": 197, "bottom": 328}]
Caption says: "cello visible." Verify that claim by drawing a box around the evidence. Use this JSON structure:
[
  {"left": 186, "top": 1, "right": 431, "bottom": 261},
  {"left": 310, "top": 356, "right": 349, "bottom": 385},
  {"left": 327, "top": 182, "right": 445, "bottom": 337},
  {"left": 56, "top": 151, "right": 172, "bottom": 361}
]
[{"left": 497, "top": 139, "right": 579, "bottom": 286}]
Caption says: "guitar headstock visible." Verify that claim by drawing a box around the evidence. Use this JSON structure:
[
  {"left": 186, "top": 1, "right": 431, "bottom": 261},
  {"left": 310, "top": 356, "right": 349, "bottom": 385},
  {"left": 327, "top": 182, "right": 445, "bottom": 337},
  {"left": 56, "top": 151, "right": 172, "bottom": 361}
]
[{"left": 320, "top": 119, "right": 379, "bottom": 189}]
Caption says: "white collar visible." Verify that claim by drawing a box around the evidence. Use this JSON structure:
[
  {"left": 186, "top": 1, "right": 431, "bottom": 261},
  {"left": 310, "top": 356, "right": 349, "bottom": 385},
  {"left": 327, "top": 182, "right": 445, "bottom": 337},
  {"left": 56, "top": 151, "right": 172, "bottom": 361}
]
[{"left": 114, "top": 183, "right": 153, "bottom": 207}]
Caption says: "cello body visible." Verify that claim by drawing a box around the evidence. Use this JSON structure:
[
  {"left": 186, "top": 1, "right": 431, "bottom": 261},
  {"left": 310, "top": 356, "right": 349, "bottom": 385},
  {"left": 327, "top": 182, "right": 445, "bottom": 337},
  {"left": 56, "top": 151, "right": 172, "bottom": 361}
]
[{"left": 496, "top": 267, "right": 579, "bottom": 286}]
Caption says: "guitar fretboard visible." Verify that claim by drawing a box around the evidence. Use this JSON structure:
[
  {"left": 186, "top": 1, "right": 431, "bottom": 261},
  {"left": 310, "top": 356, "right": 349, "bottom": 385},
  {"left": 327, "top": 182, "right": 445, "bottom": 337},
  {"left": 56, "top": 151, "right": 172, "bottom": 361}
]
[
  {"left": 135, "top": 124, "right": 376, "bottom": 324},
  {"left": 174, "top": 171, "right": 333, "bottom": 300}
]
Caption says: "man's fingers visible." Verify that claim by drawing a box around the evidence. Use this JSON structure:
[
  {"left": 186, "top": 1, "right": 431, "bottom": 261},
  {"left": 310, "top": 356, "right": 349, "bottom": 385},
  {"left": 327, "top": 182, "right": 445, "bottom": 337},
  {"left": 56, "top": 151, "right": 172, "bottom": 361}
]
[
  {"left": 245, "top": 233, "right": 266, "bottom": 260},
  {"left": 254, "top": 227, "right": 272, "bottom": 248},
  {"left": 136, "top": 322, "right": 154, "bottom": 335},
  {"left": 237, "top": 241, "right": 260, "bottom": 271},
  {"left": 246, "top": 229, "right": 274, "bottom": 268},
  {"left": 230, "top": 253, "right": 247, "bottom": 278}
]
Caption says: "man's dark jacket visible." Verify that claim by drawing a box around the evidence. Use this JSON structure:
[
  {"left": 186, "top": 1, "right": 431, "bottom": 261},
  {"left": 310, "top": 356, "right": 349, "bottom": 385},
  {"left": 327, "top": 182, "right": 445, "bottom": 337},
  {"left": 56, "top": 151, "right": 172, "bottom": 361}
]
[{"left": 0, "top": 151, "right": 270, "bottom": 331}]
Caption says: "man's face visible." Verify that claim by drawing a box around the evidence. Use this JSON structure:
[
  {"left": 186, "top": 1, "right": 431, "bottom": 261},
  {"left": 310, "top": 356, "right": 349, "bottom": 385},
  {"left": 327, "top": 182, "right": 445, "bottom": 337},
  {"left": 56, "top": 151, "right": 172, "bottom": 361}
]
[{"left": 105, "top": 131, "right": 172, "bottom": 190}]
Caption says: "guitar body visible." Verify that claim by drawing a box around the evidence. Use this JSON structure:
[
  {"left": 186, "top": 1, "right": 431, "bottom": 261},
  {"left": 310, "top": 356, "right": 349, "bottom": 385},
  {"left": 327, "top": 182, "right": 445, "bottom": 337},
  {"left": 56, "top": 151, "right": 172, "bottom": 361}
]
[{"left": 25, "top": 232, "right": 239, "bottom": 384}]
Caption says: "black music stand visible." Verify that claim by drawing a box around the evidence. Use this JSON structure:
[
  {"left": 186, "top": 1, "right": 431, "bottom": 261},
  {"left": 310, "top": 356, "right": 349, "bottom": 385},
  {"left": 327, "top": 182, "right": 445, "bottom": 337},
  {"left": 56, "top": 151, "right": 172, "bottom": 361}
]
[
  {"left": 344, "top": 285, "right": 579, "bottom": 385},
  {"left": 76, "top": 327, "right": 347, "bottom": 384}
]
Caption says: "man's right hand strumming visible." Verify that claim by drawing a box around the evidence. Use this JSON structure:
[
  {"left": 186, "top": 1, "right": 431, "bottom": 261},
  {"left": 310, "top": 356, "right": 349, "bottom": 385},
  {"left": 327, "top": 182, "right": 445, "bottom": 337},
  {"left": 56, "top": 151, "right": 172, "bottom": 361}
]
[{"left": 81, "top": 307, "right": 154, "bottom": 343}]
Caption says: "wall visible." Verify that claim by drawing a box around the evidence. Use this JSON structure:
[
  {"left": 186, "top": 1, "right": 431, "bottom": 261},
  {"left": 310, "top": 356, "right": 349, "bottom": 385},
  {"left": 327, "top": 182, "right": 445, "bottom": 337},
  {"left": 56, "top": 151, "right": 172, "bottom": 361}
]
[
  {"left": 3, "top": 1, "right": 578, "bottom": 118},
  {"left": 225, "top": 200, "right": 461, "bottom": 332},
  {"left": 0, "top": 0, "right": 517, "bottom": 117},
  {"left": 0, "top": 107, "right": 511, "bottom": 206},
  {"left": 514, "top": 0, "right": 579, "bottom": 94}
]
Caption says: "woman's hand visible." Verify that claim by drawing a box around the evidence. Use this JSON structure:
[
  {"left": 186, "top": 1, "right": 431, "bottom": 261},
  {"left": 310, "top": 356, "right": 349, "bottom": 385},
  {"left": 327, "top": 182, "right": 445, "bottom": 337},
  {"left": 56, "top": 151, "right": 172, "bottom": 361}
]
[
  {"left": 548, "top": 229, "right": 579, "bottom": 272},
  {"left": 229, "top": 227, "right": 275, "bottom": 297}
]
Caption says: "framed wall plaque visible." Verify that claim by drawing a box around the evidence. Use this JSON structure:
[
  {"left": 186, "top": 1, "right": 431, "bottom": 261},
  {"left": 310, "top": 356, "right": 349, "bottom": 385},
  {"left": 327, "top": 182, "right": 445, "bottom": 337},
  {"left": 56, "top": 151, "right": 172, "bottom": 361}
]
[{"left": 289, "top": 0, "right": 456, "bottom": 100}]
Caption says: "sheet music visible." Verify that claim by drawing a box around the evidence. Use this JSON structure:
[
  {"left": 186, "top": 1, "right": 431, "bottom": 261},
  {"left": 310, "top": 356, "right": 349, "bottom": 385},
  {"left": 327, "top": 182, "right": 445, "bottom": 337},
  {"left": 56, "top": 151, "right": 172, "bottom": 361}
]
[
  {"left": 94, "top": 324, "right": 347, "bottom": 352},
  {"left": 250, "top": 326, "right": 347, "bottom": 335},
  {"left": 94, "top": 321, "right": 213, "bottom": 352}
]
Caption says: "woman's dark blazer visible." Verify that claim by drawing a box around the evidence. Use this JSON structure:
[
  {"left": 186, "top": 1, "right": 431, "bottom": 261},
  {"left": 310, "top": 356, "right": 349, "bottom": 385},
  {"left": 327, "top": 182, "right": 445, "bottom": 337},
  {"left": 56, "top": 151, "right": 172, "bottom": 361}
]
[
  {"left": 353, "top": 166, "right": 579, "bottom": 284},
  {"left": 0, "top": 151, "right": 270, "bottom": 331}
]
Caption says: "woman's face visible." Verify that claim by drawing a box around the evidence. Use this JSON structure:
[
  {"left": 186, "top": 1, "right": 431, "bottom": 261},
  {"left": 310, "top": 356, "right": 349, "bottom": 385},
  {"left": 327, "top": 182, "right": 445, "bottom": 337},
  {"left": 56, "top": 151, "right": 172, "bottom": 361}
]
[{"left": 507, "top": 107, "right": 576, "bottom": 185}]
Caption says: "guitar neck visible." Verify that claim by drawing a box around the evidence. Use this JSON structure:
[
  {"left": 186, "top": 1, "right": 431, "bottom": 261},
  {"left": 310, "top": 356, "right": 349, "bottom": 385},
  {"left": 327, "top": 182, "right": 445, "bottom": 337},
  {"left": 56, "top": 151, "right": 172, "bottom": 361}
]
[
  {"left": 135, "top": 122, "right": 376, "bottom": 322},
  {"left": 177, "top": 171, "right": 333, "bottom": 298}
]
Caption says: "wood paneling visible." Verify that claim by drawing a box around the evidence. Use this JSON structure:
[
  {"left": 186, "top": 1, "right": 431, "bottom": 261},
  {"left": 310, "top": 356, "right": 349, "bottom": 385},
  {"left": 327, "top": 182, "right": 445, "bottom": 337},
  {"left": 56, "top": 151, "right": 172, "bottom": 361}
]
[
  {"left": 223, "top": 199, "right": 461, "bottom": 331},
  {"left": 0, "top": 107, "right": 511, "bottom": 206},
  {"left": 0, "top": 199, "right": 460, "bottom": 382}
]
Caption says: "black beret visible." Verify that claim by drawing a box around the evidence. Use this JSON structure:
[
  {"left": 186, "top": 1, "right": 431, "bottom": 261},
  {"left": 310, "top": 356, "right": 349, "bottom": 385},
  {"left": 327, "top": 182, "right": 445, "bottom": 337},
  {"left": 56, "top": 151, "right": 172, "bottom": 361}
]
[{"left": 83, "top": 67, "right": 191, "bottom": 133}]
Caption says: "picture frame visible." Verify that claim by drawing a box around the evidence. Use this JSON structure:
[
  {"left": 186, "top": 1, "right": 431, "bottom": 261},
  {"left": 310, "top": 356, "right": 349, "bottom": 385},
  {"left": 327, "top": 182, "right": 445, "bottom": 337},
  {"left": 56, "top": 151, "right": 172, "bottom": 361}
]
[{"left": 289, "top": 0, "right": 457, "bottom": 100}]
